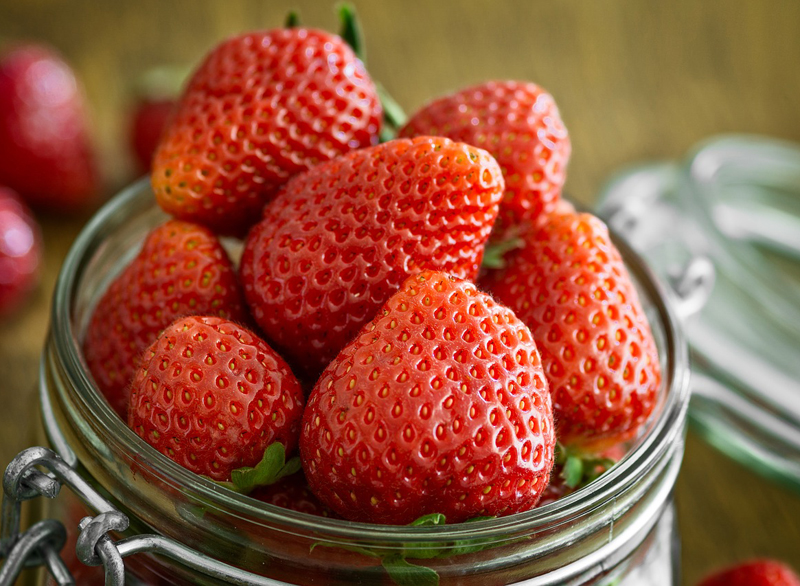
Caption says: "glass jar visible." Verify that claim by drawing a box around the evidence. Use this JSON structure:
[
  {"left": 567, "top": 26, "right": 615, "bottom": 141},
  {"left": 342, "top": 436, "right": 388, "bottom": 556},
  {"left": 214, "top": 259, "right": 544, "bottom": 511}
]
[
  {"left": 7, "top": 178, "right": 692, "bottom": 586},
  {"left": 597, "top": 135, "right": 800, "bottom": 489}
]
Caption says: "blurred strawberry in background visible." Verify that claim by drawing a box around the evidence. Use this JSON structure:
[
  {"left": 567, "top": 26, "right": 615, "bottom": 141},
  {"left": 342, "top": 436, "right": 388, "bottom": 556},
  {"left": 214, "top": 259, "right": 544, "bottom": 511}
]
[
  {"left": 698, "top": 559, "right": 800, "bottom": 586},
  {"left": 0, "top": 186, "right": 40, "bottom": 316},
  {"left": 128, "top": 65, "right": 186, "bottom": 173},
  {"left": 0, "top": 43, "right": 99, "bottom": 213}
]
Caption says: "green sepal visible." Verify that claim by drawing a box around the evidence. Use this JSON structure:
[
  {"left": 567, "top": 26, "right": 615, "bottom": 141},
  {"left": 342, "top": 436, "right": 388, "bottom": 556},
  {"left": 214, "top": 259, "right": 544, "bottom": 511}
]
[
  {"left": 583, "top": 456, "right": 617, "bottom": 484},
  {"left": 481, "top": 236, "right": 525, "bottom": 269},
  {"left": 334, "top": 2, "right": 407, "bottom": 141},
  {"left": 563, "top": 455, "right": 584, "bottom": 489},
  {"left": 308, "top": 512, "right": 505, "bottom": 585},
  {"left": 284, "top": 10, "right": 301, "bottom": 28},
  {"left": 380, "top": 126, "right": 398, "bottom": 143},
  {"left": 463, "top": 516, "right": 495, "bottom": 523},
  {"left": 377, "top": 82, "right": 408, "bottom": 132},
  {"left": 409, "top": 513, "right": 447, "bottom": 527},
  {"left": 556, "top": 442, "right": 619, "bottom": 490},
  {"left": 336, "top": 3, "right": 365, "bottom": 63},
  {"left": 449, "top": 515, "right": 500, "bottom": 556},
  {"left": 216, "top": 443, "right": 301, "bottom": 495},
  {"left": 382, "top": 554, "right": 439, "bottom": 586},
  {"left": 310, "top": 541, "right": 381, "bottom": 558},
  {"left": 400, "top": 513, "right": 446, "bottom": 559}
]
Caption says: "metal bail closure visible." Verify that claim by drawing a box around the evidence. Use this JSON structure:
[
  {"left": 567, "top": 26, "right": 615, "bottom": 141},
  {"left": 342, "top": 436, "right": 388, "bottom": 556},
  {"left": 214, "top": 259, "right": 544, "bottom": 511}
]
[
  {"left": 0, "top": 446, "right": 289, "bottom": 585},
  {"left": 77, "top": 513, "right": 128, "bottom": 585},
  {"left": 0, "top": 446, "right": 131, "bottom": 586}
]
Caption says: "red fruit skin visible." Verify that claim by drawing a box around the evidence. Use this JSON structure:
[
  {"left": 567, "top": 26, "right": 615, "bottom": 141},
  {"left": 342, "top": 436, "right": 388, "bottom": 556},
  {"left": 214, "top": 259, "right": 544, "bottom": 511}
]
[
  {"left": 131, "top": 98, "right": 175, "bottom": 173},
  {"left": 83, "top": 220, "right": 248, "bottom": 417},
  {"left": 241, "top": 136, "right": 504, "bottom": 377},
  {"left": 0, "top": 44, "right": 98, "bottom": 212},
  {"left": 481, "top": 211, "right": 661, "bottom": 449},
  {"left": 152, "top": 28, "right": 382, "bottom": 235},
  {"left": 0, "top": 186, "right": 40, "bottom": 315},
  {"left": 300, "top": 270, "right": 555, "bottom": 525},
  {"left": 251, "top": 473, "right": 339, "bottom": 518},
  {"left": 698, "top": 560, "right": 800, "bottom": 586},
  {"left": 128, "top": 316, "right": 305, "bottom": 482},
  {"left": 400, "top": 80, "right": 570, "bottom": 233}
]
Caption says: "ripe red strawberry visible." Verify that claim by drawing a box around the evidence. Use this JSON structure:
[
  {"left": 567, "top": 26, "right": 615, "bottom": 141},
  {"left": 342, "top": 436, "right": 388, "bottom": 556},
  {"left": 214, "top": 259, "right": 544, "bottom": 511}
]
[
  {"left": 83, "top": 220, "right": 248, "bottom": 417},
  {"left": 152, "top": 27, "right": 382, "bottom": 235},
  {"left": 251, "top": 473, "right": 338, "bottom": 518},
  {"left": 300, "top": 270, "right": 555, "bottom": 525},
  {"left": 698, "top": 560, "right": 800, "bottom": 586},
  {"left": 129, "top": 316, "right": 304, "bottom": 482},
  {"left": 481, "top": 211, "right": 661, "bottom": 449},
  {"left": 129, "top": 66, "right": 186, "bottom": 173},
  {"left": 400, "top": 81, "right": 570, "bottom": 234},
  {"left": 241, "top": 136, "right": 504, "bottom": 377},
  {"left": 0, "top": 44, "right": 98, "bottom": 212},
  {"left": 0, "top": 186, "right": 40, "bottom": 316},
  {"left": 131, "top": 97, "right": 174, "bottom": 172}
]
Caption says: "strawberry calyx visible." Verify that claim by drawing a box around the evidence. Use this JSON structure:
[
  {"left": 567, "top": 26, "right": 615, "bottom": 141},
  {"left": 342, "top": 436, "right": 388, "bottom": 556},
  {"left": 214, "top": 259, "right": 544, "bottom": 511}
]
[
  {"left": 284, "top": 10, "right": 300, "bottom": 28},
  {"left": 337, "top": 3, "right": 365, "bottom": 62},
  {"left": 481, "top": 221, "right": 529, "bottom": 270},
  {"left": 376, "top": 83, "right": 408, "bottom": 142},
  {"left": 311, "top": 513, "right": 499, "bottom": 586},
  {"left": 214, "top": 443, "right": 301, "bottom": 495},
  {"left": 555, "top": 442, "right": 618, "bottom": 490},
  {"left": 336, "top": 2, "right": 407, "bottom": 141},
  {"left": 481, "top": 234, "right": 525, "bottom": 270}
]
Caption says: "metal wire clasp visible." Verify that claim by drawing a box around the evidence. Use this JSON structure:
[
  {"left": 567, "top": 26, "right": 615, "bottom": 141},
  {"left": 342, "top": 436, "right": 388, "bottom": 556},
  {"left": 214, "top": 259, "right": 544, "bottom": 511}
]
[
  {"left": 1, "top": 446, "right": 288, "bottom": 586},
  {"left": 0, "top": 446, "right": 129, "bottom": 586}
]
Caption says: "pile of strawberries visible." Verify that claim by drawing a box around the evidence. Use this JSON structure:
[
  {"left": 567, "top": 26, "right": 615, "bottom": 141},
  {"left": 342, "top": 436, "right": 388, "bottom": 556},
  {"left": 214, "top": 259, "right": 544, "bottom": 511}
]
[{"left": 82, "top": 11, "right": 662, "bottom": 526}]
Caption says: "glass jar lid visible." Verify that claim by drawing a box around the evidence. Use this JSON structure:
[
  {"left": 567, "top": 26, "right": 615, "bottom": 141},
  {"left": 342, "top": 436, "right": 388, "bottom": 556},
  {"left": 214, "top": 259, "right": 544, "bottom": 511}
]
[{"left": 597, "top": 134, "right": 800, "bottom": 489}]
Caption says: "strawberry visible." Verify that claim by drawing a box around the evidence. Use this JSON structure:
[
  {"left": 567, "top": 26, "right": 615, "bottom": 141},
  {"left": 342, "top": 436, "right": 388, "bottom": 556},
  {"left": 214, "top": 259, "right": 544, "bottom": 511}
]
[
  {"left": 241, "top": 136, "right": 504, "bottom": 377},
  {"left": 481, "top": 211, "right": 661, "bottom": 449},
  {"left": 251, "top": 472, "right": 339, "bottom": 518},
  {"left": 0, "top": 43, "right": 98, "bottom": 212},
  {"left": 400, "top": 80, "right": 570, "bottom": 234},
  {"left": 698, "top": 560, "right": 800, "bottom": 586},
  {"left": 129, "top": 66, "right": 188, "bottom": 173},
  {"left": 131, "top": 97, "right": 174, "bottom": 172},
  {"left": 152, "top": 27, "right": 382, "bottom": 235},
  {"left": 300, "top": 270, "right": 555, "bottom": 525},
  {"left": 129, "top": 316, "right": 305, "bottom": 482},
  {"left": 0, "top": 186, "right": 40, "bottom": 316},
  {"left": 83, "top": 220, "right": 247, "bottom": 417}
]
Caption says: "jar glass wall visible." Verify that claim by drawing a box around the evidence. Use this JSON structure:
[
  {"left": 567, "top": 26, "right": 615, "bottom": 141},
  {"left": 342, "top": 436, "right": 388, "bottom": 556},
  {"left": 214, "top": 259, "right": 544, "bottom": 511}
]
[{"left": 34, "top": 179, "right": 691, "bottom": 585}]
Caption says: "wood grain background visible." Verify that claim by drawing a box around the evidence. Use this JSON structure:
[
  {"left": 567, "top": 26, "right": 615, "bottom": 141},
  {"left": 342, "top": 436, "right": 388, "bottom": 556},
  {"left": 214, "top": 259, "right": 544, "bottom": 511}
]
[{"left": 1, "top": 1, "right": 799, "bottom": 584}]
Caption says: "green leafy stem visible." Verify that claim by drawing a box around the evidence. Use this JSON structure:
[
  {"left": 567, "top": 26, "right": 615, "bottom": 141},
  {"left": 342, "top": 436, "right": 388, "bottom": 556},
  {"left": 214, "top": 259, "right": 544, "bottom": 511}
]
[
  {"left": 312, "top": 513, "right": 499, "bottom": 586},
  {"left": 336, "top": 3, "right": 408, "bottom": 141},
  {"left": 556, "top": 442, "right": 618, "bottom": 489},
  {"left": 213, "top": 442, "right": 301, "bottom": 495}
]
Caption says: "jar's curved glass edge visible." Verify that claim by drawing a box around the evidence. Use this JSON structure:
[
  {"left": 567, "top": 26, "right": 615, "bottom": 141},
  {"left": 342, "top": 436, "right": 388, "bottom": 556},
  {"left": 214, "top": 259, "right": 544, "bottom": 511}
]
[
  {"left": 47, "top": 178, "right": 692, "bottom": 542},
  {"left": 597, "top": 138, "right": 800, "bottom": 492}
]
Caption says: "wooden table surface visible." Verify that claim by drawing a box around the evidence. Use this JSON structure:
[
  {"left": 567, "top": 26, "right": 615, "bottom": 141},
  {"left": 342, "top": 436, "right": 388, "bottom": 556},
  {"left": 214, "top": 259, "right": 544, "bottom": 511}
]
[{"left": 2, "top": 1, "right": 799, "bottom": 584}]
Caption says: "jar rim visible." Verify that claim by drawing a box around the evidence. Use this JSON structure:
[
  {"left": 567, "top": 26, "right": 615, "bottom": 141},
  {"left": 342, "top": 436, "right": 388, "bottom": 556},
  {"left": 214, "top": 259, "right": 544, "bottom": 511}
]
[{"left": 49, "top": 178, "right": 691, "bottom": 543}]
